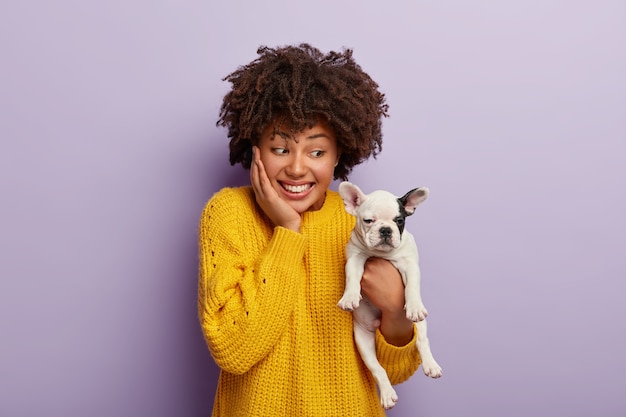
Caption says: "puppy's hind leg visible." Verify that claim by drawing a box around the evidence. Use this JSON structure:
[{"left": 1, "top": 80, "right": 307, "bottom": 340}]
[
  {"left": 416, "top": 320, "right": 442, "bottom": 378},
  {"left": 353, "top": 314, "right": 398, "bottom": 409}
]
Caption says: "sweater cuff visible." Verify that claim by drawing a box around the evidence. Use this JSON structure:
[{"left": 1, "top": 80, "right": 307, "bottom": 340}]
[
  {"left": 266, "top": 226, "right": 307, "bottom": 260},
  {"left": 375, "top": 324, "right": 421, "bottom": 384},
  {"left": 258, "top": 226, "right": 307, "bottom": 295}
]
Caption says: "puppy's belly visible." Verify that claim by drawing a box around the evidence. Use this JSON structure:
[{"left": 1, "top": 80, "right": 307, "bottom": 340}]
[{"left": 352, "top": 298, "right": 381, "bottom": 332}]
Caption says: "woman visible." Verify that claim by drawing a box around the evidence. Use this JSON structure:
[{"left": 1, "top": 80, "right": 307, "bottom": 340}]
[{"left": 198, "top": 44, "right": 421, "bottom": 416}]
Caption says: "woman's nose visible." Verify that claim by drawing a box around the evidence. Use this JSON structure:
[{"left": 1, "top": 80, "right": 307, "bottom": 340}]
[{"left": 285, "top": 153, "right": 306, "bottom": 177}]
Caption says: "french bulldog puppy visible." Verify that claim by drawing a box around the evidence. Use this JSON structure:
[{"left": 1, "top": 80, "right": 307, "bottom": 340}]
[{"left": 337, "top": 181, "right": 442, "bottom": 410}]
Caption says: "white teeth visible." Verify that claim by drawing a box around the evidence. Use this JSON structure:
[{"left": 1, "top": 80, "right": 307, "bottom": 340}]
[{"left": 283, "top": 183, "right": 311, "bottom": 193}]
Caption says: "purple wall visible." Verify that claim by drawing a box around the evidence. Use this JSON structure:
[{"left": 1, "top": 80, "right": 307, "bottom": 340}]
[{"left": 1, "top": 1, "right": 625, "bottom": 416}]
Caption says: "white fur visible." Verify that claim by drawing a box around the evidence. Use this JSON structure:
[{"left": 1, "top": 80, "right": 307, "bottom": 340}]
[{"left": 337, "top": 181, "right": 442, "bottom": 410}]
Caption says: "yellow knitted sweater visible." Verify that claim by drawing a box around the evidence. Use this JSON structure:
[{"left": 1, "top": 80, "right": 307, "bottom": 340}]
[{"left": 198, "top": 186, "right": 420, "bottom": 417}]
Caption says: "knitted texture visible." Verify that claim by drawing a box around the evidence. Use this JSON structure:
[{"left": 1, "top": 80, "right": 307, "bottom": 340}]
[{"left": 198, "top": 187, "right": 421, "bottom": 417}]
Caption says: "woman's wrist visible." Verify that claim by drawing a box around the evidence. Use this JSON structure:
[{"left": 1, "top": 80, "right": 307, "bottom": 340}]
[
  {"left": 379, "top": 310, "right": 414, "bottom": 347},
  {"left": 282, "top": 218, "right": 301, "bottom": 233}
]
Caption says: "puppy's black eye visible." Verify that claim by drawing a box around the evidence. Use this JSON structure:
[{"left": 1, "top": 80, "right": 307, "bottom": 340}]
[
  {"left": 395, "top": 218, "right": 405, "bottom": 227},
  {"left": 363, "top": 219, "right": 374, "bottom": 224}
]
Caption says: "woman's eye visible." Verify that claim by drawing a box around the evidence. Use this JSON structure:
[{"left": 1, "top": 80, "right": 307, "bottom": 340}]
[
  {"left": 311, "top": 150, "right": 325, "bottom": 158},
  {"left": 272, "top": 148, "right": 288, "bottom": 155}
]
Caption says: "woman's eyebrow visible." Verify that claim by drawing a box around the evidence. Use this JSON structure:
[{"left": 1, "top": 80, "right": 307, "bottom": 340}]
[
  {"left": 272, "top": 131, "right": 330, "bottom": 140},
  {"left": 306, "top": 133, "right": 331, "bottom": 140},
  {"left": 273, "top": 130, "right": 292, "bottom": 139}
]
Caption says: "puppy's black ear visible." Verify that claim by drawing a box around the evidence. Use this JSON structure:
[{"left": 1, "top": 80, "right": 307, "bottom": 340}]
[
  {"left": 400, "top": 187, "right": 429, "bottom": 215},
  {"left": 338, "top": 182, "right": 367, "bottom": 216}
]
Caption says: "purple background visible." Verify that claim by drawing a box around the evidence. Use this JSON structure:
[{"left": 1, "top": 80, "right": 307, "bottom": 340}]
[{"left": 1, "top": 1, "right": 625, "bottom": 416}]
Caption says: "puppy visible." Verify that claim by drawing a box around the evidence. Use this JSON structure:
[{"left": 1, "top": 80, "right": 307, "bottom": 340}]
[{"left": 337, "top": 181, "right": 442, "bottom": 410}]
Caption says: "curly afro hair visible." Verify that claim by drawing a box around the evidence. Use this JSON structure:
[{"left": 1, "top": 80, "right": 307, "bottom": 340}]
[{"left": 217, "top": 43, "right": 389, "bottom": 180}]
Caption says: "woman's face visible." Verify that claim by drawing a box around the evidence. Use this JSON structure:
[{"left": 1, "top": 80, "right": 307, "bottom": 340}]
[{"left": 256, "top": 118, "right": 340, "bottom": 213}]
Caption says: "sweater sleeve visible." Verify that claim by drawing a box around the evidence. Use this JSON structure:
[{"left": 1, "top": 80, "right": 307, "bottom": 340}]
[
  {"left": 198, "top": 189, "right": 307, "bottom": 375},
  {"left": 375, "top": 325, "right": 421, "bottom": 384}
]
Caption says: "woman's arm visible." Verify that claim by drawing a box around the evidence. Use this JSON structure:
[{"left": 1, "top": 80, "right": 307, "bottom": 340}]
[{"left": 198, "top": 189, "right": 306, "bottom": 375}]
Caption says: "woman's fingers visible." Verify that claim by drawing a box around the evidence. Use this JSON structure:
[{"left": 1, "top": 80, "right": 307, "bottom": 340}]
[
  {"left": 361, "top": 258, "right": 405, "bottom": 313},
  {"left": 255, "top": 149, "right": 273, "bottom": 196},
  {"left": 250, "top": 147, "right": 258, "bottom": 185},
  {"left": 250, "top": 146, "right": 266, "bottom": 199}
]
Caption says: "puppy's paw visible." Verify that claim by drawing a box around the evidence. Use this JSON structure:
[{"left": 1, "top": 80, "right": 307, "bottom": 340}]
[
  {"left": 405, "top": 302, "right": 428, "bottom": 322},
  {"left": 380, "top": 387, "right": 399, "bottom": 410},
  {"left": 422, "top": 358, "right": 443, "bottom": 379},
  {"left": 337, "top": 292, "right": 362, "bottom": 311}
]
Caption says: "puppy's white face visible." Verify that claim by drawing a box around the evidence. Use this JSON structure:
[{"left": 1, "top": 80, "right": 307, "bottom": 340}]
[
  {"left": 354, "top": 191, "right": 405, "bottom": 251},
  {"left": 339, "top": 182, "right": 429, "bottom": 253}
]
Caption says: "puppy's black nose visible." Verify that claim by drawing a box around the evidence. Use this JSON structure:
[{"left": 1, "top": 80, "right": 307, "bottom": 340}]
[{"left": 379, "top": 227, "right": 392, "bottom": 238}]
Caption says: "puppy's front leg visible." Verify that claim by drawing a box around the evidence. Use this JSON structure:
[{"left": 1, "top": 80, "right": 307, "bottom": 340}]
[
  {"left": 337, "top": 253, "right": 368, "bottom": 311},
  {"left": 402, "top": 261, "right": 428, "bottom": 322},
  {"left": 416, "top": 320, "right": 442, "bottom": 378}
]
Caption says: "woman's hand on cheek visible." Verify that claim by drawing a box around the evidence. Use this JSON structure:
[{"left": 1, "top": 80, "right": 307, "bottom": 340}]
[{"left": 250, "top": 146, "right": 302, "bottom": 232}]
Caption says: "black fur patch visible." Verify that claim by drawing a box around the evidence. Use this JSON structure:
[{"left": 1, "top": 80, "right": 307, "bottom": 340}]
[{"left": 394, "top": 199, "right": 408, "bottom": 235}]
